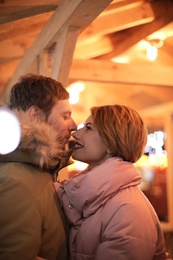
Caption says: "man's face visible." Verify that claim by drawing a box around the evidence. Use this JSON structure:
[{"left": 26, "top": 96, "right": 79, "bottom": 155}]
[{"left": 47, "top": 100, "right": 77, "bottom": 148}]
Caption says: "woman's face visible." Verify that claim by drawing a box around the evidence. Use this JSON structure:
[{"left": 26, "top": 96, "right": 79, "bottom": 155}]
[{"left": 72, "top": 115, "right": 111, "bottom": 169}]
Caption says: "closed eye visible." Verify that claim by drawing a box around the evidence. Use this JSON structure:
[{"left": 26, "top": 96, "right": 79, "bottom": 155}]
[
  {"left": 63, "top": 112, "right": 71, "bottom": 120},
  {"left": 63, "top": 115, "right": 69, "bottom": 120}
]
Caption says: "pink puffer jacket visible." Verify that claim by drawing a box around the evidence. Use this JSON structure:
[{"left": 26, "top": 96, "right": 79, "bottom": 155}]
[{"left": 57, "top": 157, "right": 167, "bottom": 260}]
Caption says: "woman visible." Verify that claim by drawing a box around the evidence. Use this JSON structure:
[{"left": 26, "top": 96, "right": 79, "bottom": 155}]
[{"left": 55, "top": 104, "right": 167, "bottom": 260}]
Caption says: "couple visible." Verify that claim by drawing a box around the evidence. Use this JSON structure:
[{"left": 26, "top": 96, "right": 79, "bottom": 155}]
[{"left": 0, "top": 74, "right": 168, "bottom": 260}]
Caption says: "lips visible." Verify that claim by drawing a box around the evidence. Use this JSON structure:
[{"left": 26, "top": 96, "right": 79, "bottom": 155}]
[{"left": 74, "top": 141, "right": 83, "bottom": 150}]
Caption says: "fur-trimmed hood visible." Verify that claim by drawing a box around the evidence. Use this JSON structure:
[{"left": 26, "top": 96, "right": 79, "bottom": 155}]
[{"left": 0, "top": 111, "right": 73, "bottom": 178}]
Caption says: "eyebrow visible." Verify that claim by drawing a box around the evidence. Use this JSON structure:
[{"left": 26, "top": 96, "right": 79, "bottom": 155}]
[{"left": 62, "top": 111, "right": 71, "bottom": 115}]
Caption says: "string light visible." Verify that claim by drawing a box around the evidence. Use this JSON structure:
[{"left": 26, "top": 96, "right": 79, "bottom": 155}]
[
  {"left": 146, "top": 39, "right": 164, "bottom": 61},
  {"left": 146, "top": 45, "right": 158, "bottom": 61}
]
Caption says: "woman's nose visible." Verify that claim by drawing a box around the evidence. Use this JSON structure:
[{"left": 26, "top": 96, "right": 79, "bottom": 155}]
[{"left": 72, "top": 129, "right": 79, "bottom": 139}]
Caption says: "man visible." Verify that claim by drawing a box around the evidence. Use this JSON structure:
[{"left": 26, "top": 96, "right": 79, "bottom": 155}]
[{"left": 0, "top": 74, "right": 77, "bottom": 260}]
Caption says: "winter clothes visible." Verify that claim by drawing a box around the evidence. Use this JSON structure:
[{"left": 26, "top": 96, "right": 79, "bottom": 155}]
[
  {"left": 57, "top": 157, "right": 167, "bottom": 260},
  {"left": 0, "top": 114, "right": 72, "bottom": 260}
]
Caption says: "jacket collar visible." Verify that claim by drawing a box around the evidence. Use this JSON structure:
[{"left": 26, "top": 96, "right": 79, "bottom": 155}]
[{"left": 64, "top": 157, "right": 142, "bottom": 218}]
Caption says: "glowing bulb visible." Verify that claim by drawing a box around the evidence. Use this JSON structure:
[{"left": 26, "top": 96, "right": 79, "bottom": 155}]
[
  {"left": 0, "top": 108, "right": 21, "bottom": 154},
  {"left": 146, "top": 45, "right": 158, "bottom": 61},
  {"left": 68, "top": 82, "right": 85, "bottom": 92},
  {"left": 67, "top": 82, "right": 85, "bottom": 105},
  {"left": 69, "top": 92, "right": 79, "bottom": 105}
]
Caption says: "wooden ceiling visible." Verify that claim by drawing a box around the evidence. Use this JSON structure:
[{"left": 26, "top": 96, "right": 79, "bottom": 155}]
[{"left": 0, "top": 0, "right": 173, "bottom": 131}]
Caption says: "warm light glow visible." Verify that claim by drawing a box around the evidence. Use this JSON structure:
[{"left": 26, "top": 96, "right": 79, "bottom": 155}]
[
  {"left": 146, "top": 38, "right": 164, "bottom": 61},
  {"left": 135, "top": 155, "right": 154, "bottom": 184},
  {"left": 69, "top": 92, "right": 79, "bottom": 105},
  {"left": 67, "top": 81, "right": 85, "bottom": 93},
  {"left": 74, "top": 161, "right": 88, "bottom": 171},
  {"left": 67, "top": 160, "right": 88, "bottom": 172},
  {"left": 137, "top": 130, "right": 168, "bottom": 170},
  {"left": 148, "top": 153, "right": 168, "bottom": 169},
  {"left": 135, "top": 153, "right": 168, "bottom": 170},
  {"left": 146, "top": 45, "right": 158, "bottom": 61},
  {"left": 0, "top": 108, "right": 21, "bottom": 154},
  {"left": 67, "top": 81, "right": 85, "bottom": 104},
  {"left": 145, "top": 131, "right": 166, "bottom": 156},
  {"left": 111, "top": 56, "right": 130, "bottom": 64}
]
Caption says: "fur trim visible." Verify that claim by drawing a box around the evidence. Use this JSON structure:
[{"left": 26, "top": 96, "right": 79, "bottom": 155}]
[{"left": 17, "top": 112, "right": 66, "bottom": 169}]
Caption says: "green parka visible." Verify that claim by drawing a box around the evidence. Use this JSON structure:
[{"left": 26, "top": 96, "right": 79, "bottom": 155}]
[{"left": 0, "top": 114, "right": 72, "bottom": 260}]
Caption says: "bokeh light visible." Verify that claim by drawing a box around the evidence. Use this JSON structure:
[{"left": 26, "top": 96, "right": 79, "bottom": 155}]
[{"left": 0, "top": 108, "right": 21, "bottom": 154}]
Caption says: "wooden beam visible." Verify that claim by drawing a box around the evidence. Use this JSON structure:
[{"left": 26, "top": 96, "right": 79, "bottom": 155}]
[
  {"left": 74, "top": 36, "right": 113, "bottom": 59},
  {"left": 77, "top": 0, "right": 167, "bottom": 46},
  {"left": 141, "top": 84, "right": 173, "bottom": 100},
  {"left": 51, "top": 26, "right": 79, "bottom": 87},
  {"left": 100, "top": 7, "right": 173, "bottom": 59},
  {"left": 138, "top": 100, "right": 173, "bottom": 118},
  {"left": 0, "top": 5, "right": 58, "bottom": 24},
  {"left": 0, "top": 12, "right": 53, "bottom": 42},
  {"left": 157, "top": 42, "right": 173, "bottom": 65},
  {"left": 1, "top": 0, "right": 59, "bottom": 5},
  {"left": 5, "top": 0, "right": 113, "bottom": 98},
  {"left": 69, "top": 59, "right": 173, "bottom": 87},
  {"left": 105, "top": 0, "right": 144, "bottom": 13},
  {"left": 37, "top": 50, "right": 51, "bottom": 76}
]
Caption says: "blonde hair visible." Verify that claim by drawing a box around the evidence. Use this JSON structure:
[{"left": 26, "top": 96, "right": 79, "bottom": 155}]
[{"left": 91, "top": 105, "right": 148, "bottom": 163}]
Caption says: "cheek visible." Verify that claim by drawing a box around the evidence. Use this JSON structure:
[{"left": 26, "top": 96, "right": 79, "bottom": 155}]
[
  {"left": 90, "top": 146, "right": 106, "bottom": 159},
  {"left": 91, "top": 139, "right": 108, "bottom": 157},
  {"left": 48, "top": 117, "right": 64, "bottom": 132}
]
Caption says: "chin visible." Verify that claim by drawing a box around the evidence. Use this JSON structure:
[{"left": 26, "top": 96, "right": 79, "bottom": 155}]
[
  {"left": 72, "top": 153, "right": 80, "bottom": 161},
  {"left": 72, "top": 154, "right": 77, "bottom": 160}
]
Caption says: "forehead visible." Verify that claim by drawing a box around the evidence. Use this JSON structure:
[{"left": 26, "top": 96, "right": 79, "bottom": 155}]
[{"left": 53, "top": 99, "right": 72, "bottom": 113}]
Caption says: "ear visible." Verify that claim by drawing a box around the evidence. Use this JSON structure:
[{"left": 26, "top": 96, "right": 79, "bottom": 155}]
[
  {"left": 107, "top": 148, "right": 112, "bottom": 154},
  {"left": 28, "top": 106, "right": 41, "bottom": 121}
]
